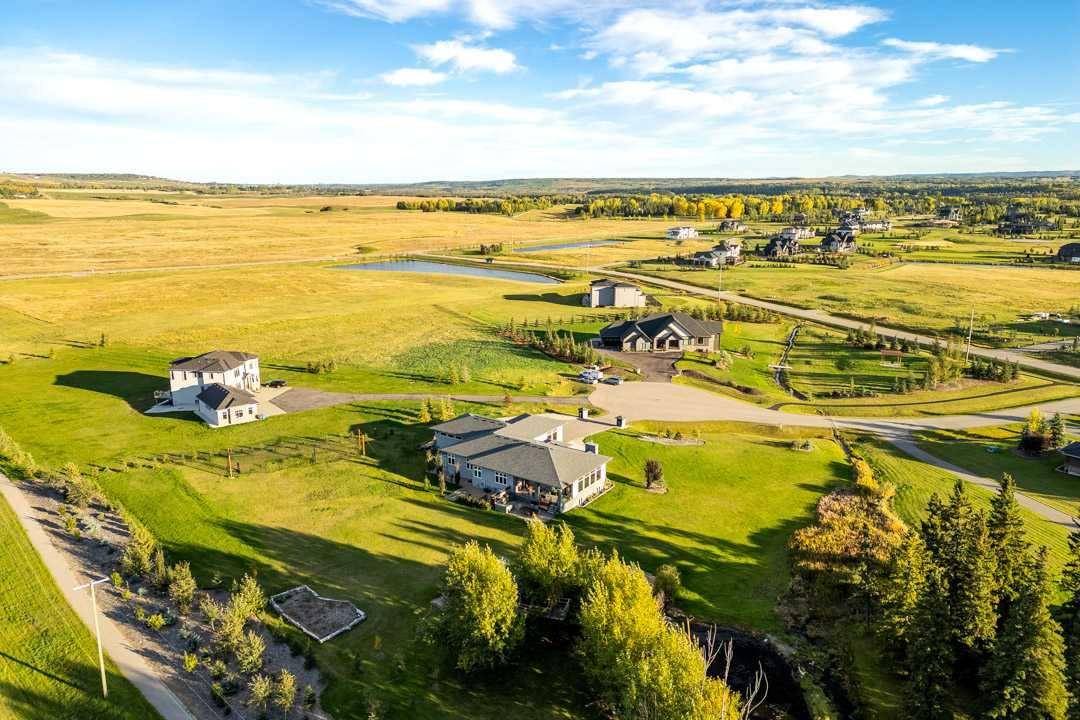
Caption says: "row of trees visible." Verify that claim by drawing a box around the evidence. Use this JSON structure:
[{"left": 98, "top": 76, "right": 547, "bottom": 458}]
[
  {"left": 501, "top": 320, "right": 601, "bottom": 365},
  {"left": 395, "top": 196, "right": 571, "bottom": 215},
  {"left": 427, "top": 522, "right": 746, "bottom": 719},
  {"left": 874, "top": 476, "right": 1074, "bottom": 718}
]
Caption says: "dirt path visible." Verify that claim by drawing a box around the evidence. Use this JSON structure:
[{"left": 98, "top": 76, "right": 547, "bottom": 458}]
[{"left": 0, "top": 475, "right": 195, "bottom": 720}]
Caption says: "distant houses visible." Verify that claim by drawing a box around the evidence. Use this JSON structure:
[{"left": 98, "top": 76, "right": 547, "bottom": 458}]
[
  {"left": 1057, "top": 242, "right": 1080, "bottom": 264},
  {"left": 938, "top": 205, "right": 963, "bottom": 223},
  {"left": 779, "top": 226, "right": 815, "bottom": 242},
  {"left": 717, "top": 219, "right": 748, "bottom": 233},
  {"left": 432, "top": 413, "right": 610, "bottom": 514},
  {"left": 599, "top": 312, "right": 723, "bottom": 353},
  {"left": 859, "top": 219, "right": 892, "bottom": 232},
  {"left": 583, "top": 278, "right": 647, "bottom": 308},
  {"left": 998, "top": 204, "right": 1058, "bottom": 235},
  {"left": 691, "top": 240, "right": 742, "bottom": 268},
  {"left": 666, "top": 226, "right": 698, "bottom": 240},
  {"left": 164, "top": 350, "right": 263, "bottom": 427},
  {"left": 763, "top": 236, "right": 801, "bottom": 258},
  {"left": 820, "top": 232, "right": 856, "bottom": 254}
]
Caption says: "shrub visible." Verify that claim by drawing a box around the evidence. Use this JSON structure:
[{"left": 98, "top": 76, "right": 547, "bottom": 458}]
[
  {"left": 182, "top": 652, "right": 199, "bottom": 673},
  {"left": 652, "top": 564, "right": 682, "bottom": 605},
  {"left": 274, "top": 669, "right": 297, "bottom": 716},
  {"left": 248, "top": 674, "right": 272, "bottom": 710},
  {"left": 110, "top": 571, "right": 124, "bottom": 589},
  {"left": 644, "top": 459, "right": 665, "bottom": 489},
  {"left": 235, "top": 630, "right": 265, "bottom": 675},
  {"left": 232, "top": 574, "right": 266, "bottom": 620},
  {"left": 168, "top": 562, "right": 198, "bottom": 615},
  {"left": 120, "top": 522, "right": 157, "bottom": 578},
  {"left": 145, "top": 613, "right": 166, "bottom": 632},
  {"left": 516, "top": 520, "right": 579, "bottom": 604}
]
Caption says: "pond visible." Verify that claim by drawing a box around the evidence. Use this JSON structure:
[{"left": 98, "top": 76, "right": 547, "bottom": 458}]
[
  {"left": 334, "top": 259, "right": 561, "bottom": 284},
  {"left": 513, "top": 240, "right": 619, "bottom": 253}
]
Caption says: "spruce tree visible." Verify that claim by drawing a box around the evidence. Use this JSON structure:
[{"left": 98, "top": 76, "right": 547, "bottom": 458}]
[
  {"left": 987, "top": 473, "right": 1030, "bottom": 603},
  {"left": 982, "top": 549, "right": 1068, "bottom": 720},
  {"left": 1060, "top": 531, "right": 1080, "bottom": 720},
  {"left": 875, "top": 531, "right": 929, "bottom": 653},
  {"left": 906, "top": 564, "right": 954, "bottom": 720}
]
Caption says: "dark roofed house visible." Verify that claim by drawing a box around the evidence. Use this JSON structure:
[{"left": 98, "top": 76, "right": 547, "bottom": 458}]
[
  {"left": 691, "top": 240, "right": 741, "bottom": 268},
  {"left": 718, "top": 219, "right": 748, "bottom": 233},
  {"left": 763, "top": 236, "right": 800, "bottom": 258},
  {"left": 599, "top": 312, "right": 722, "bottom": 353},
  {"left": 820, "top": 232, "right": 856, "bottom": 254},
  {"left": 1062, "top": 441, "right": 1080, "bottom": 477},
  {"left": 195, "top": 383, "right": 259, "bottom": 427},
  {"left": 434, "top": 413, "right": 610, "bottom": 514},
  {"left": 1057, "top": 242, "right": 1080, "bottom": 264},
  {"left": 160, "top": 349, "right": 263, "bottom": 426},
  {"left": 938, "top": 205, "right": 963, "bottom": 223}
]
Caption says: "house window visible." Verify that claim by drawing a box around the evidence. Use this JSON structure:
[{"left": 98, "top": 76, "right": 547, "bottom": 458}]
[
  {"left": 494, "top": 471, "right": 511, "bottom": 486},
  {"left": 220, "top": 412, "right": 227, "bottom": 420},
  {"left": 445, "top": 455, "right": 457, "bottom": 466},
  {"left": 469, "top": 464, "right": 483, "bottom": 480}
]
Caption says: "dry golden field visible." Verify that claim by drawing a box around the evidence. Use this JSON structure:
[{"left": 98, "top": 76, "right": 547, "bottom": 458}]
[{"left": 1, "top": 194, "right": 683, "bottom": 275}]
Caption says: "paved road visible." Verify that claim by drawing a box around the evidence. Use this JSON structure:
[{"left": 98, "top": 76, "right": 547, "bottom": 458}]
[
  {"left": 587, "top": 381, "right": 1080, "bottom": 527},
  {"left": 0, "top": 476, "right": 195, "bottom": 720}
]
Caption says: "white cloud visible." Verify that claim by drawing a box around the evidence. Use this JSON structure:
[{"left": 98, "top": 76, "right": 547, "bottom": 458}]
[
  {"left": 915, "top": 94, "right": 949, "bottom": 107},
  {"left": 380, "top": 67, "right": 447, "bottom": 86},
  {"left": 882, "top": 38, "right": 1003, "bottom": 63},
  {"left": 319, "top": 0, "right": 452, "bottom": 23},
  {"left": 414, "top": 39, "right": 519, "bottom": 74},
  {"left": 324, "top": 0, "right": 607, "bottom": 29}
]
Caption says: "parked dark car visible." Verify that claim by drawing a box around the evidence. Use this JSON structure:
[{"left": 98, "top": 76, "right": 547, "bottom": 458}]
[
  {"left": 266, "top": 379, "right": 288, "bottom": 388},
  {"left": 603, "top": 376, "right": 623, "bottom": 385}
]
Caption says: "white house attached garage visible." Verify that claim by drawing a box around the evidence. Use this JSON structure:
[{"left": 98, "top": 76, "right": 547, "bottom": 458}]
[{"left": 195, "top": 384, "right": 260, "bottom": 428}]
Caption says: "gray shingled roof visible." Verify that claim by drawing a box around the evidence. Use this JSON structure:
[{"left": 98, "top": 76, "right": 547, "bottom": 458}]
[
  {"left": 600, "top": 312, "right": 723, "bottom": 343},
  {"left": 171, "top": 350, "right": 257, "bottom": 373},
  {"left": 1062, "top": 441, "right": 1080, "bottom": 459},
  {"left": 196, "top": 383, "right": 257, "bottom": 410},
  {"left": 495, "top": 415, "right": 566, "bottom": 442},
  {"left": 430, "top": 414, "right": 507, "bottom": 437},
  {"left": 444, "top": 434, "right": 609, "bottom": 488}
]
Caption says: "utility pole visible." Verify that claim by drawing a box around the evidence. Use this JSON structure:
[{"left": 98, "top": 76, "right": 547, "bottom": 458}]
[
  {"left": 965, "top": 306, "right": 975, "bottom": 362},
  {"left": 73, "top": 576, "right": 110, "bottom": 698}
]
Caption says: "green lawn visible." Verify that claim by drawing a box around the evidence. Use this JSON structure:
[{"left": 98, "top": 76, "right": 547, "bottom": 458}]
[
  {"left": 567, "top": 422, "right": 847, "bottom": 631},
  {"left": 914, "top": 425, "right": 1080, "bottom": 517},
  {"left": 61, "top": 410, "right": 846, "bottom": 717},
  {"left": 0, "top": 494, "right": 162, "bottom": 720},
  {"left": 852, "top": 436, "right": 1071, "bottom": 573}
]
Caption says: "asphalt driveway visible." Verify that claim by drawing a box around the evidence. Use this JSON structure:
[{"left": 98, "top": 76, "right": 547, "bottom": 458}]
[{"left": 598, "top": 349, "right": 682, "bottom": 382}]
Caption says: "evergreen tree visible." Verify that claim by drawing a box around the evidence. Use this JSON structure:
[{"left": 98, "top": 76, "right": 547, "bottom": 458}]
[
  {"left": 1060, "top": 531, "right": 1080, "bottom": 719},
  {"left": 982, "top": 549, "right": 1068, "bottom": 720},
  {"left": 1050, "top": 413, "right": 1067, "bottom": 449},
  {"left": 988, "top": 474, "right": 1030, "bottom": 603},
  {"left": 876, "top": 531, "right": 929, "bottom": 653},
  {"left": 906, "top": 564, "right": 954, "bottom": 720}
]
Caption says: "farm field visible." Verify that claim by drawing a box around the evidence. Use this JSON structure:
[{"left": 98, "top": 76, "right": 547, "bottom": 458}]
[
  {"left": 630, "top": 258, "right": 1080, "bottom": 345},
  {"left": 0, "top": 195, "right": 685, "bottom": 276},
  {"left": 914, "top": 424, "right": 1080, "bottom": 516},
  {"left": 0, "top": 494, "right": 162, "bottom": 720}
]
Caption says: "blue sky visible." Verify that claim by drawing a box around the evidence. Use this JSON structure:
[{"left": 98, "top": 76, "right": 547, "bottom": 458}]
[{"left": 2, "top": 0, "right": 1078, "bottom": 182}]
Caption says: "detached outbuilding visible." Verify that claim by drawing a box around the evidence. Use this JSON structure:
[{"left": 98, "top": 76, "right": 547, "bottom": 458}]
[
  {"left": 583, "top": 278, "right": 647, "bottom": 308},
  {"left": 1057, "top": 243, "right": 1080, "bottom": 264},
  {"left": 1062, "top": 441, "right": 1080, "bottom": 476}
]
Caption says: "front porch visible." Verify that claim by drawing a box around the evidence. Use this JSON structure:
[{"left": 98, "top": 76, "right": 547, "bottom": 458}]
[{"left": 450, "top": 476, "right": 564, "bottom": 520}]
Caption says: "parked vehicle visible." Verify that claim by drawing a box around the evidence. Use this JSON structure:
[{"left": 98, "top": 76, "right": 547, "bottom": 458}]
[
  {"left": 579, "top": 367, "right": 604, "bottom": 384},
  {"left": 266, "top": 379, "right": 288, "bottom": 388},
  {"left": 603, "top": 376, "right": 623, "bottom": 385}
]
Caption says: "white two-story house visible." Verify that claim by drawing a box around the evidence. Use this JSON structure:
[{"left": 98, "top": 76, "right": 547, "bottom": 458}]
[{"left": 164, "top": 350, "right": 262, "bottom": 427}]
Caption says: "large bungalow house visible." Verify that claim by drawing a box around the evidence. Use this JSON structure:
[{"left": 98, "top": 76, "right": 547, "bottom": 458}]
[
  {"left": 718, "top": 219, "right": 748, "bottom": 233},
  {"left": 691, "top": 240, "right": 742, "bottom": 268},
  {"left": 583, "top": 278, "right": 647, "bottom": 308},
  {"left": 820, "top": 232, "right": 856, "bottom": 254},
  {"left": 998, "top": 205, "right": 1058, "bottom": 235},
  {"left": 666, "top": 226, "right": 699, "bottom": 240},
  {"left": 763, "top": 236, "right": 801, "bottom": 258},
  {"left": 166, "top": 350, "right": 262, "bottom": 427},
  {"left": 432, "top": 414, "right": 610, "bottom": 514},
  {"left": 599, "top": 312, "right": 723, "bottom": 353},
  {"left": 1057, "top": 242, "right": 1080, "bottom": 264},
  {"left": 860, "top": 219, "right": 891, "bottom": 232}
]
